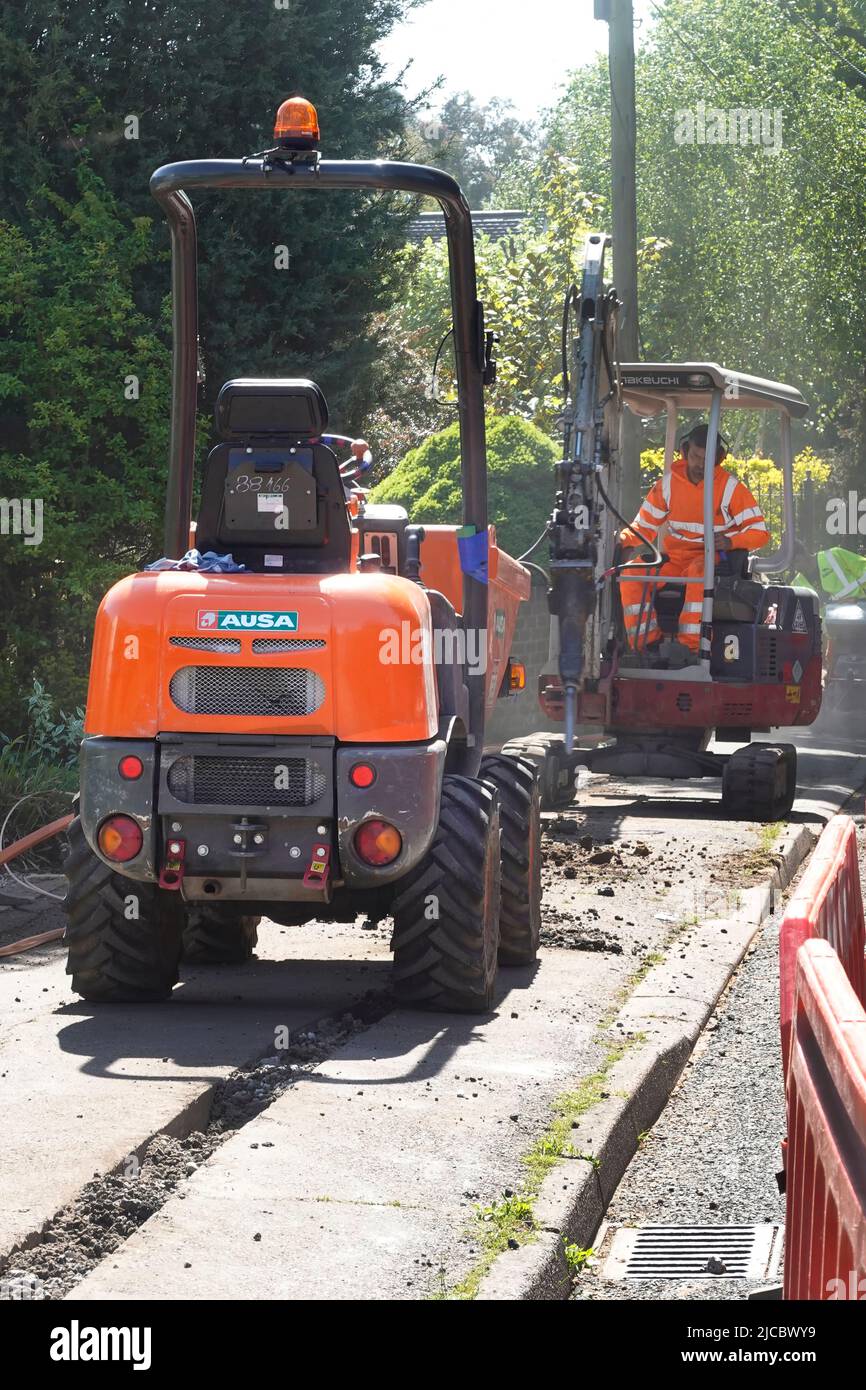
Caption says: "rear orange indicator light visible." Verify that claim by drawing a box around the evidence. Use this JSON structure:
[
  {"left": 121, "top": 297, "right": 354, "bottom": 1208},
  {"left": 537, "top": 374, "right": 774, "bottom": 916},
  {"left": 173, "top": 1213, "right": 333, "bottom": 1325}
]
[
  {"left": 354, "top": 819, "right": 402, "bottom": 867},
  {"left": 509, "top": 661, "right": 526, "bottom": 692},
  {"left": 349, "top": 762, "right": 376, "bottom": 789},
  {"left": 97, "top": 815, "right": 143, "bottom": 863},
  {"left": 118, "top": 755, "right": 144, "bottom": 780},
  {"left": 274, "top": 96, "right": 320, "bottom": 146}
]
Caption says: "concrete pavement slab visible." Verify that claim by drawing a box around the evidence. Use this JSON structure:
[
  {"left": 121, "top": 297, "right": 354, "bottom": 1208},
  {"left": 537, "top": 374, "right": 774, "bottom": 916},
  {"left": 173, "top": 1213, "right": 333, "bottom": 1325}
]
[
  {"left": 0, "top": 925, "right": 392, "bottom": 1259},
  {"left": 70, "top": 949, "right": 629, "bottom": 1300}
]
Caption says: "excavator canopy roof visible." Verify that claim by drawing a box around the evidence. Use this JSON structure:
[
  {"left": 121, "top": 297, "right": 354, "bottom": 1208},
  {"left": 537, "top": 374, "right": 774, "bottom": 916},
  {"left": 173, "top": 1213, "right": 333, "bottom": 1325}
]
[{"left": 618, "top": 362, "right": 809, "bottom": 418}]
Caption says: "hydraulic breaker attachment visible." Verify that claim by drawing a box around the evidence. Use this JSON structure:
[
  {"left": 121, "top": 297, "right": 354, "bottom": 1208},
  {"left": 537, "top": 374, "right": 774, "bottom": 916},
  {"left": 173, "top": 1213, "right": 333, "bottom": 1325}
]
[{"left": 547, "top": 232, "right": 621, "bottom": 749}]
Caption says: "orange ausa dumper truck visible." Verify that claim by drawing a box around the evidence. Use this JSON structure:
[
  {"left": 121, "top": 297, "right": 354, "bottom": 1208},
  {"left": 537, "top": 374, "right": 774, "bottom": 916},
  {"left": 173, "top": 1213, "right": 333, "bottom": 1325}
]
[{"left": 64, "top": 98, "right": 540, "bottom": 1013}]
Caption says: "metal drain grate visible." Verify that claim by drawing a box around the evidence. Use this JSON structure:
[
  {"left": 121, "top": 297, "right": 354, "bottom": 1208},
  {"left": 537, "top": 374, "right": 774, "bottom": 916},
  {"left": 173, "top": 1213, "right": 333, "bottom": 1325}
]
[{"left": 603, "top": 1225, "right": 784, "bottom": 1281}]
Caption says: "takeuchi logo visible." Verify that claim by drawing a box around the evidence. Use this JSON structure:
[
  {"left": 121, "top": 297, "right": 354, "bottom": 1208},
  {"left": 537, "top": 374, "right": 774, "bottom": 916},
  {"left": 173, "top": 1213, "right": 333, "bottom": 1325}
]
[{"left": 196, "top": 610, "right": 299, "bottom": 631}]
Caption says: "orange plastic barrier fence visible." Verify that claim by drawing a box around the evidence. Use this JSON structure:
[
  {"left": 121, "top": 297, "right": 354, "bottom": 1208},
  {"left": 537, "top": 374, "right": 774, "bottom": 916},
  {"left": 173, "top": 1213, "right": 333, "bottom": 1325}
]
[
  {"left": 784, "top": 937, "right": 866, "bottom": 1300},
  {"left": 779, "top": 815, "right": 866, "bottom": 1084}
]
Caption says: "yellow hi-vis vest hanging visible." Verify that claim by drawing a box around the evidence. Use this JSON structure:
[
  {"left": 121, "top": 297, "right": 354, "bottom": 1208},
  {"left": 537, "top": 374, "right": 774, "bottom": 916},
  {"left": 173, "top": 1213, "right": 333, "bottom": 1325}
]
[{"left": 817, "top": 547, "right": 866, "bottom": 600}]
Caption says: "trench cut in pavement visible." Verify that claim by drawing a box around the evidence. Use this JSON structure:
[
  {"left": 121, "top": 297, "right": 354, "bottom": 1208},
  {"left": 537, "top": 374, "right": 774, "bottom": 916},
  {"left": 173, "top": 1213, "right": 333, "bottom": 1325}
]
[
  {"left": 69, "top": 947, "right": 629, "bottom": 1301},
  {"left": 0, "top": 930, "right": 395, "bottom": 1261}
]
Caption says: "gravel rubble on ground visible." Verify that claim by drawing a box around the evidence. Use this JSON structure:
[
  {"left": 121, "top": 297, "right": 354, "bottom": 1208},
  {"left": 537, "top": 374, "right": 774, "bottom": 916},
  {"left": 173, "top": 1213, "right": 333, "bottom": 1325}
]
[
  {"left": 0, "top": 1005, "right": 382, "bottom": 1300},
  {"left": 573, "top": 909, "right": 787, "bottom": 1302}
]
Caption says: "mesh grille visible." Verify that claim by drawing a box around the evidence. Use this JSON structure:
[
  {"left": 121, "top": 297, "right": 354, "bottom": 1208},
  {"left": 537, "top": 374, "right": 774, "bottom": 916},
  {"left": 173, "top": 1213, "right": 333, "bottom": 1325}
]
[
  {"left": 167, "top": 755, "right": 327, "bottom": 806},
  {"left": 251, "top": 638, "right": 326, "bottom": 653},
  {"left": 169, "top": 666, "right": 325, "bottom": 716},
  {"left": 169, "top": 636, "right": 242, "bottom": 653}
]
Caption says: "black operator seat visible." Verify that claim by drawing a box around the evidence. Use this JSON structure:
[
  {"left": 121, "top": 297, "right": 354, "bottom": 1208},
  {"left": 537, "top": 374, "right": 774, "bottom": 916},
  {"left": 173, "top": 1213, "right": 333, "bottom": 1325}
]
[
  {"left": 195, "top": 378, "right": 352, "bottom": 574},
  {"left": 713, "top": 548, "right": 764, "bottom": 621},
  {"left": 653, "top": 550, "right": 763, "bottom": 627}
]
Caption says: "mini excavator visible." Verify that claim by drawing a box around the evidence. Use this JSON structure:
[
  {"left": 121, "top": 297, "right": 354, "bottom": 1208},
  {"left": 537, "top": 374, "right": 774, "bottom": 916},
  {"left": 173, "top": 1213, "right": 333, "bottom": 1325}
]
[{"left": 502, "top": 234, "right": 822, "bottom": 820}]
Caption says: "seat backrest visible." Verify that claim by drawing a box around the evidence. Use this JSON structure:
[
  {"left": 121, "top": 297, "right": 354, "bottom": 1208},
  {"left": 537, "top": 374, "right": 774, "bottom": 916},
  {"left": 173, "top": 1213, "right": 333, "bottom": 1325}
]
[
  {"left": 719, "top": 548, "right": 753, "bottom": 579},
  {"left": 195, "top": 379, "right": 351, "bottom": 574}
]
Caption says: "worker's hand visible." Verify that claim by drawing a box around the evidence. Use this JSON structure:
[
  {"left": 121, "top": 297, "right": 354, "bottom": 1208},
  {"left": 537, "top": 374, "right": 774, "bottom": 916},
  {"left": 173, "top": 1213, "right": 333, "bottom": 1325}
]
[{"left": 716, "top": 535, "right": 733, "bottom": 551}]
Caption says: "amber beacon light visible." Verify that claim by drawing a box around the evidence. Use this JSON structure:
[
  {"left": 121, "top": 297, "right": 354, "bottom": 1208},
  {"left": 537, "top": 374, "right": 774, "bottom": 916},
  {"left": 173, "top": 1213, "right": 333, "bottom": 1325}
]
[{"left": 273, "top": 96, "right": 320, "bottom": 149}]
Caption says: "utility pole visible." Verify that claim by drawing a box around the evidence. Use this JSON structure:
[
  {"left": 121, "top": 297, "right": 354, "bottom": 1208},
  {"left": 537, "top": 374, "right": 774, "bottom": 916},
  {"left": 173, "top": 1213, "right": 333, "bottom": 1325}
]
[{"left": 595, "top": 0, "right": 641, "bottom": 516}]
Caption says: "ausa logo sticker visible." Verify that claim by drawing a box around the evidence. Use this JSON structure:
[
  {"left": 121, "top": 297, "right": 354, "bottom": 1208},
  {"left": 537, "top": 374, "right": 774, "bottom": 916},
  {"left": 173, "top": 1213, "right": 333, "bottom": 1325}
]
[{"left": 197, "top": 610, "right": 299, "bottom": 632}]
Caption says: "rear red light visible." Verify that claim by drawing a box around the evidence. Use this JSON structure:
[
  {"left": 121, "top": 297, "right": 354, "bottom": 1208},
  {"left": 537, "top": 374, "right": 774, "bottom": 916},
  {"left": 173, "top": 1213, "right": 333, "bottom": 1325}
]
[
  {"left": 354, "top": 819, "right": 402, "bottom": 867},
  {"left": 97, "top": 815, "right": 143, "bottom": 863},
  {"left": 118, "top": 755, "right": 144, "bottom": 780},
  {"left": 349, "top": 762, "right": 376, "bottom": 789}
]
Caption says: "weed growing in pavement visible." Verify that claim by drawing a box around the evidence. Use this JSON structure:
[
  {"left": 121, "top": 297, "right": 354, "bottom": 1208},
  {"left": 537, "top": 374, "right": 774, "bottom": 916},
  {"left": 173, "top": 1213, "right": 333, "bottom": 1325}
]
[
  {"left": 434, "top": 1194, "right": 538, "bottom": 1300},
  {"left": 597, "top": 944, "right": 672, "bottom": 1031},
  {"left": 437, "top": 906, "right": 747, "bottom": 1301},
  {"left": 730, "top": 821, "right": 786, "bottom": 884},
  {"left": 479, "top": 1194, "right": 534, "bottom": 1232},
  {"left": 759, "top": 821, "right": 784, "bottom": 854},
  {"left": 563, "top": 1242, "right": 595, "bottom": 1273},
  {"left": 438, "top": 1037, "right": 637, "bottom": 1300}
]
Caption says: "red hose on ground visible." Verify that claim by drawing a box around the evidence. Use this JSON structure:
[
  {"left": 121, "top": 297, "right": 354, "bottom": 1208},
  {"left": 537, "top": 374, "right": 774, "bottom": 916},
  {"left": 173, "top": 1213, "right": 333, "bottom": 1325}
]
[
  {"left": 0, "top": 813, "right": 73, "bottom": 867},
  {"left": 0, "top": 927, "right": 65, "bottom": 958}
]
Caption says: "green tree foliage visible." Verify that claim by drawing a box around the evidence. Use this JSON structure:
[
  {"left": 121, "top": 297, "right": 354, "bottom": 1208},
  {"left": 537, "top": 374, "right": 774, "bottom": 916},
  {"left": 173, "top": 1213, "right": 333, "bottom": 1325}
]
[
  {"left": 543, "top": 0, "right": 866, "bottom": 475},
  {"left": 0, "top": 0, "right": 419, "bottom": 420},
  {"left": 369, "top": 415, "right": 559, "bottom": 557},
  {"left": 367, "top": 157, "right": 601, "bottom": 469},
  {"left": 409, "top": 93, "right": 532, "bottom": 206},
  {"left": 0, "top": 0, "right": 417, "bottom": 733},
  {"left": 0, "top": 165, "right": 171, "bottom": 728}
]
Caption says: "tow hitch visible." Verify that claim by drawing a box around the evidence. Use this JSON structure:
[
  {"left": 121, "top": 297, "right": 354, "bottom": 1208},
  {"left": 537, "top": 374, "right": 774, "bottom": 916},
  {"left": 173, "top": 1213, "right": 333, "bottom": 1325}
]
[{"left": 229, "top": 816, "right": 269, "bottom": 892}]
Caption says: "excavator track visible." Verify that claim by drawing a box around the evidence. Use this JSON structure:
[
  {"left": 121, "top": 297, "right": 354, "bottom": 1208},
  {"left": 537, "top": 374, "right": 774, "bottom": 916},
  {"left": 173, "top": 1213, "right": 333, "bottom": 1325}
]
[{"left": 720, "top": 742, "right": 798, "bottom": 821}]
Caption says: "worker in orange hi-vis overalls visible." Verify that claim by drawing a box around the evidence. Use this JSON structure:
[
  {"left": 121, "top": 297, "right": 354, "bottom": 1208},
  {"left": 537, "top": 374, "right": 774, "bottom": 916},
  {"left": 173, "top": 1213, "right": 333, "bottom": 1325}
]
[{"left": 619, "top": 423, "right": 770, "bottom": 651}]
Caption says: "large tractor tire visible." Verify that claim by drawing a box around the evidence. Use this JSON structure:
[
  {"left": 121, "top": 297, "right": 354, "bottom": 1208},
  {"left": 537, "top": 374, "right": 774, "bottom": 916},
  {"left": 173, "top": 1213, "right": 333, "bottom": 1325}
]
[
  {"left": 479, "top": 753, "right": 541, "bottom": 965},
  {"left": 391, "top": 775, "right": 501, "bottom": 1013},
  {"left": 63, "top": 816, "right": 186, "bottom": 1002},
  {"left": 721, "top": 743, "right": 797, "bottom": 821},
  {"left": 499, "top": 733, "right": 575, "bottom": 810},
  {"left": 182, "top": 910, "right": 260, "bottom": 965}
]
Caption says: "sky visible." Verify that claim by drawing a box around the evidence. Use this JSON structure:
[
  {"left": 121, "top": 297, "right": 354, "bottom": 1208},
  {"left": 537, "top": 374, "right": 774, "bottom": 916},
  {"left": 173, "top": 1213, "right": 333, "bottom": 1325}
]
[{"left": 378, "top": 0, "right": 655, "bottom": 120}]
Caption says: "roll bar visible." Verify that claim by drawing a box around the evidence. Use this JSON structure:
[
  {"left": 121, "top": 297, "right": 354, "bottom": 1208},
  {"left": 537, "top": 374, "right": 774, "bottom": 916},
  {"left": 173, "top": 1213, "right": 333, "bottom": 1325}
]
[
  {"left": 620, "top": 388, "right": 798, "bottom": 667},
  {"left": 150, "top": 155, "right": 491, "bottom": 747}
]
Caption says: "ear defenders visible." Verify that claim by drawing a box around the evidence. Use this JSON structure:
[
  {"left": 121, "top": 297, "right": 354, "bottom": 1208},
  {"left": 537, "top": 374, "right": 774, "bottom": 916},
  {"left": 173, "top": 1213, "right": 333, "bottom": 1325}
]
[{"left": 679, "top": 425, "right": 730, "bottom": 463}]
